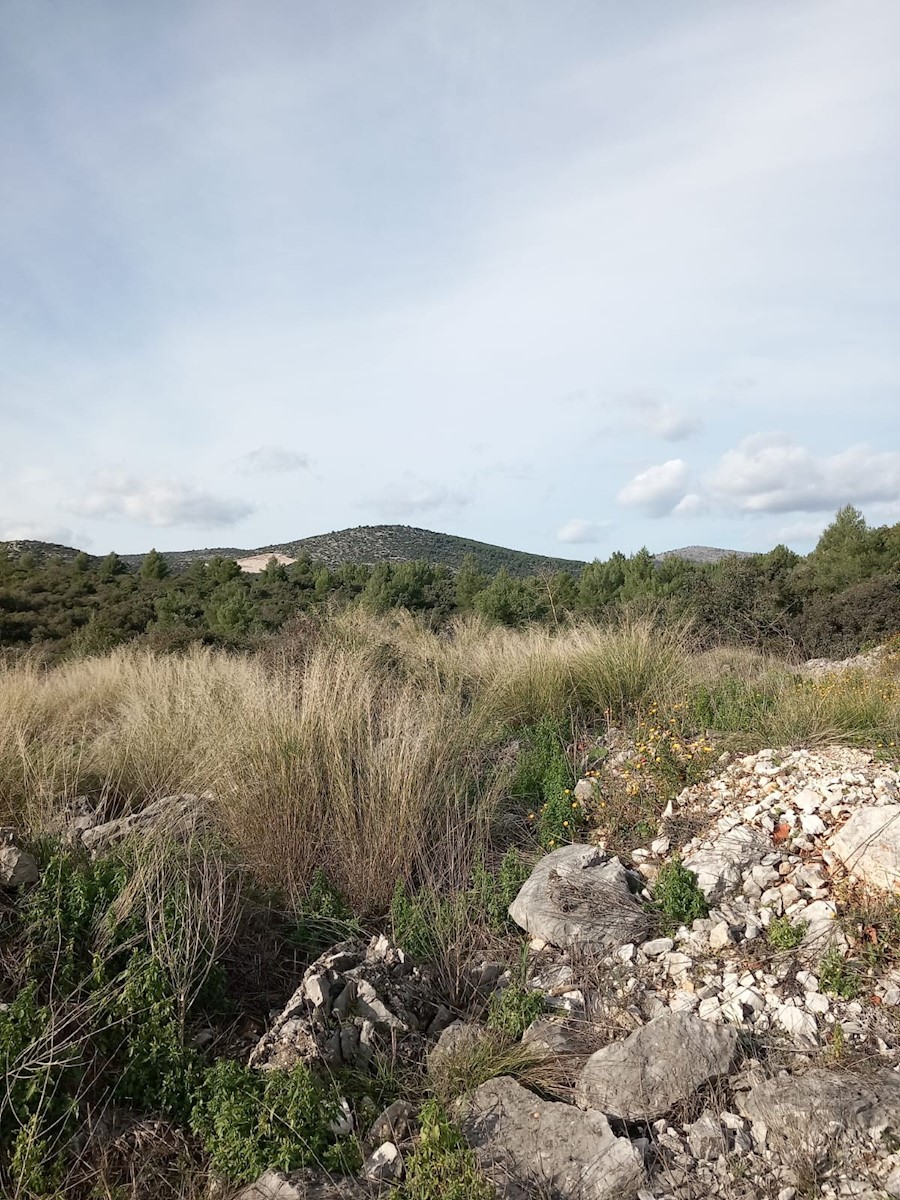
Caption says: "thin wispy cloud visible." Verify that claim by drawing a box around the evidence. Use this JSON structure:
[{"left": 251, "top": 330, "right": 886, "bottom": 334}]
[
  {"left": 556, "top": 519, "right": 609, "bottom": 544},
  {"left": 236, "top": 446, "right": 310, "bottom": 475}
]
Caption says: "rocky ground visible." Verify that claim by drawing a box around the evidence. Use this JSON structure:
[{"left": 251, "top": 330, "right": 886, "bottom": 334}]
[
  {"left": 5, "top": 741, "right": 900, "bottom": 1199},
  {"left": 226, "top": 741, "right": 900, "bottom": 1200}
]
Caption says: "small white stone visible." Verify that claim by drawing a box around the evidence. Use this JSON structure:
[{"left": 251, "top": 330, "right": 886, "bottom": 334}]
[
  {"left": 800, "top": 813, "right": 827, "bottom": 836},
  {"left": 698, "top": 997, "right": 723, "bottom": 1022},
  {"left": 709, "top": 921, "right": 734, "bottom": 951},
  {"left": 796, "top": 970, "right": 819, "bottom": 992},
  {"left": 805, "top": 992, "right": 830, "bottom": 1015},
  {"left": 775, "top": 1005, "right": 818, "bottom": 1042},
  {"left": 643, "top": 937, "right": 674, "bottom": 958},
  {"left": 617, "top": 943, "right": 635, "bottom": 963}
]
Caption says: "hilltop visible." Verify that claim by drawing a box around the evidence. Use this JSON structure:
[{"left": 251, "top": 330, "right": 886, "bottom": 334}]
[{"left": 0, "top": 526, "right": 748, "bottom": 577}]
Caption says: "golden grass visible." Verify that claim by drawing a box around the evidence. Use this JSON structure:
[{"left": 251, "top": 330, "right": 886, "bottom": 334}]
[{"left": 3, "top": 613, "right": 899, "bottom": 913}]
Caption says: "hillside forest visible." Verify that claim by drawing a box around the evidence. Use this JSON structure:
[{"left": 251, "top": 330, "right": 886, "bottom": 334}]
[{"left": 1, "top": 506, "right": 899, "bottom": 660}]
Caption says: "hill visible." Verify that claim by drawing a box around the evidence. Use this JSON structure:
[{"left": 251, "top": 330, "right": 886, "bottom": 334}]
[
  {"left": 654, "top": 545, "right": 754, "bottom": 565},
  {"left": 0, "top": 529, "right": 752, "bottom": 576}
]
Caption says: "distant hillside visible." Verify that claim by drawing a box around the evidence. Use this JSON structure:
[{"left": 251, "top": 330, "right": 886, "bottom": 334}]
[
  {"left": 0, "top": 530, "right": 751, "bottom": 576},
  {"left": 654, "top": 545, "right": 753, "bottom": 565},
  {"left": 132, "top": 526, "right": 591, "bottom": 577}
]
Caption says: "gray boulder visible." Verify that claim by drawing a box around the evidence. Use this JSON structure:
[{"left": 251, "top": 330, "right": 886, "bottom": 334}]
[
  {"left": 738, "top": 1068, "right": 900, "bottom": 1138},
  {"left": 0, "top": 839, "right": 39, "bottom": 887},
  {"left": 830, "top": 804, "right": 900, "bottom": 892},
  {"left": 79, "top": 793, "right": 204, "bottom": 852},
  {"left": 458, "top": 1075, "right": 646, "bottom": 1200},
  {"left": 575, "top": 1012, "right": 740, "bottom": 1121},
  {"left": 508, "top": 844, "right": 652, "bottom": 951}
]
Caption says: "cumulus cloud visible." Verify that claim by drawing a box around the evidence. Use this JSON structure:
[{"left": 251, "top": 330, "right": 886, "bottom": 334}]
[
  {"left": 68, "top": 472, "right": 255, "bottom": 528},
  {"left": 707, "top": 434, "right": 900, "bottom": 513},
  {"left": 617, "top": 459, "right": 691, "bottom": 517},
  {"left": 236, "top": 446, "right": 310, "bottom": 474},
  {"left": 556, "top": 518, "right": 609, "bottom": 544},
  {"left": 364, "top": 476, "right": 471, "bottom": 519}
]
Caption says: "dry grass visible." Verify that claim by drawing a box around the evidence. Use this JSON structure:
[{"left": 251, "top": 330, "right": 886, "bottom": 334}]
[{"left": 3, "top": 614, "right": 899, "bottom": 916}]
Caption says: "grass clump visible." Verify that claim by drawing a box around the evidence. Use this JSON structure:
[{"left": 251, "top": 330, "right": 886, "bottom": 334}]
[
  {"left": 428, "top": 1028, "right": 560, "bottom": 1106},
  {"left": 766, "top": 915, "right": 808, "bottom": 952},
  {"left": 653, "top": 857, "right": 708, "bottom": 933},
  {"left": 390, "top": 1100, "right": 493, "bottom": 1200},
  {"left": 191, "top": 1059, "right": 358, "bottom": 1183}
]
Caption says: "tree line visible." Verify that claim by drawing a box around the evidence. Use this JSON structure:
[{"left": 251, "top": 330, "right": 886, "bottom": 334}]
[{"left": 1, "top": 506, "right": 898, "bottom": 659}]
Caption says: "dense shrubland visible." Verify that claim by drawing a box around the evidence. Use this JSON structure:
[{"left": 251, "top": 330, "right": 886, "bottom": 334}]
[{"left": 2, "top": 506, "right": 899, "bottom": 660}]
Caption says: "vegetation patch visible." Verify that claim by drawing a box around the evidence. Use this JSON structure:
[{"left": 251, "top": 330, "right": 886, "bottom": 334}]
[{"left": 653, "top": 857, "right": 709, "bottom": 933}]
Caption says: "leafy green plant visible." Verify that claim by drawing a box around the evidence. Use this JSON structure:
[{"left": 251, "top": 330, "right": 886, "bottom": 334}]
[
  {"left": 766, "top": 915, "right": 807, "bottom": 952},
  {"left": 288, "top": 868, "right": 361, "bottom": 954},
  {"left": 391, "top": 1100, "right": 494, "bottom": 1200},
  {"left": 653, "top": 857, "right": 708, "bottom": 933},
  {"left": 818, "top": 949, "right": 861, "bottom": 999},
  {"left": 486, "top": 983, "right": 545, "bottom": 1039},
  {"left": 467, "top": 850, "right": 531, "bottom": 933},
  {"left": 191, "top": 1059, "right": 357, "bottom": 1183}
]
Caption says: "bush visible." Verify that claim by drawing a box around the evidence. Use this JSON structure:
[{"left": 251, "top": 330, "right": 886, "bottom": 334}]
[
  {"left": 486, "top": 983, "right": 545, "bottom": 1039},
  {"left": 766, "top": 915, "right": 807, "bottom": 952},
  {"left": 191, "top": 1059, "right": 357, "bottom": 1183},
  {"left": 653, "top": 858, "right": 708, "bottom": 932},
  {"left": 391, "top": 1100, "right": 494, "bottom": 1200}
]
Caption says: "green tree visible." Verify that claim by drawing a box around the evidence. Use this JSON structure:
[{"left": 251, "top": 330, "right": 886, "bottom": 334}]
[{"left": 140, "top": 548, "right": 170, "bottom": 580}]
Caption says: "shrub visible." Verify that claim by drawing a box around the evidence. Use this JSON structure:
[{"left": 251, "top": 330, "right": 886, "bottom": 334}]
[
  {"left": 391, "top": 1100, "right": 494, "bottom": 1200},
  {"left": 653, "top": 858, "right": 708, "bottom": 932},
  {"left": 486, "top": 983, "right": 545, "bottom": 1039},
  {"left": 766, "top": 915, "right": 807, "bottom": 952},
  {"left": 819, "top": 949, "right": 861, "bottom": 1000},
  {"left": 191, "top": 1059, "right": 356, "bottom": 1183}
]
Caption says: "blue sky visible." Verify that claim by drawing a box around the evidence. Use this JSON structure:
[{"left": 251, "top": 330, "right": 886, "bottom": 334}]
[{"left": 2, "top": 0, "right": 899, "bottom": 559}]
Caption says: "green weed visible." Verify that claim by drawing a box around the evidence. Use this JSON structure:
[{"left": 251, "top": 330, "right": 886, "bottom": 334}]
[{"left": 653, "top": 858, "right": 708, "bottom": 933}]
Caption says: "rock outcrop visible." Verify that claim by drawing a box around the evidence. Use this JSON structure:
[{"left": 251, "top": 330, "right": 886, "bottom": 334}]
[
  {"left": 575, "top": 1012, "right": 739, "bottom": 1120},
  {"left": 508, "top": 843, "right": 652, "bottom": 952},
  {"left": 250, "top": 935, "right": 449, "bottom": 1073},
  {"left": 458, "top": 1075, "right": 646, "bottom": 1200}
]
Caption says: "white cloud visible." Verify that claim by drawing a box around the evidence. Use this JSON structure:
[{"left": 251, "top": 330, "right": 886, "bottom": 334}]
[
  {"left": 707, "top": 434, "right": 900, "bottom": 513},
  {"left": 617, "top": 459, "right": 691, "bottom": 517},
  {"left": 68, "top": 472, "right": 255, "bottom": 528},
  {"left": 364, "top": 476, "right": 471, "bottom": 519},
  {"left": 556, "top": 518, "right": 609, "bottom": 544},
  {"left": 237, "top": 446, "right": 310, "bottom": 474},
  {"left": 0, "top": 521, "right": 79, "bottom": 546},
  {"left": 626, "top": 394, "right": 702, "bottom": 441}
]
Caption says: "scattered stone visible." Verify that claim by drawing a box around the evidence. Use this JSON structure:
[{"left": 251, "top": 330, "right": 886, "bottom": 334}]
[
  {"left": 738, "top": 1068, "right": 900, "bottom": 1137},
  {"left": 708, "top": 921, "right": 734, "bottom": 951},
  {"left": 458, "top": 1075, "right": 646, "bottom": 1200},
  {"left": 575, "top": 1012, "right": 739, "bottom": 1120},
  {"left": 77, "top": 793, "right": 206, "bottom": 852},
  {"left": 250, "top": 937, "right": 445, "bottom": 1073},
  {"left": 368, "top": 1100, "right": 415, "bottom": 1147},
  {"left": 683, "top": 825, "right": 768, "bottom": 901},
  {"left": 686, "top": 1110, "right": 725, "bottom": 1160},
  {"left": 233, "top": 1169, "right": 374, "bottom": 1199}
]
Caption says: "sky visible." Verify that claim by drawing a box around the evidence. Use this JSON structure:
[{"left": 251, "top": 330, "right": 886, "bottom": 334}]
[{"left": 2, "top": 0, "right": 900, "bottom": 560}]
